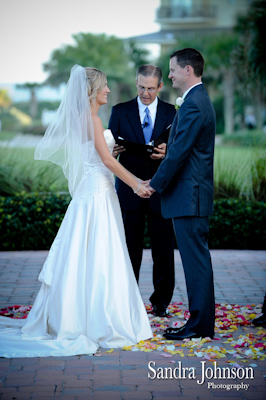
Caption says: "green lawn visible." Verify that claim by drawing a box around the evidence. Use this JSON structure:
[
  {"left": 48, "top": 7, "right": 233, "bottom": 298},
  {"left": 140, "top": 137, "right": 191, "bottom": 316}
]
[
  {"left": 0, "top": 144, "right": 265, "bottom": 200},
  {"left": 0, "top": 131, "right": 18, "bottom": 141}
]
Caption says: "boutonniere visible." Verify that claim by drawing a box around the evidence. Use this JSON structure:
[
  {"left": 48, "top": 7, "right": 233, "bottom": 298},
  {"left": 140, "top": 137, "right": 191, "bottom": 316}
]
[{"left": 175, "top": 97, "right": 184, "bottom": 110}]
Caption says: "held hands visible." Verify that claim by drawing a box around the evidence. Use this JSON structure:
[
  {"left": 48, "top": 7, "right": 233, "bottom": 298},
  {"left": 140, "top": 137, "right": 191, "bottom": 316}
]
[
  {"left": 133, "top": 180, "right": 151, "bottom": 198},
  {"left": 143, "top": 180, "right": 156, "bottom": 196},
  {"left": 133, "top": 179, "right": 156, "bottom": 198},
  {"left": 150, "top": 143, "right": 166, "bottom": 160}
]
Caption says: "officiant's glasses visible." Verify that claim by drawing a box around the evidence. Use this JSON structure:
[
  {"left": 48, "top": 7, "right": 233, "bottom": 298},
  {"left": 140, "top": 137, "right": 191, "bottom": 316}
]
[{"left": 137, "top": 86, "right": 158, "bottom": 93}]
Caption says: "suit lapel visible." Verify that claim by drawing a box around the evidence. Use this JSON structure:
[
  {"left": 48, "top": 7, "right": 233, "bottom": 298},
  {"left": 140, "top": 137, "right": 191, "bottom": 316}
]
[
  {"left": 152, "top": 99, "right": 168, "bottom": 141},
  {"left": 168, "top": 113, "right": 177, "bottom": 145},
  {"left": 167, "top": 84, "right": 204, "bottom": 148},
  {"left": 125, "top": 98, "right": 145, "bottom": 144},
  {"left": 125, "top": 97, "right": 172, "bottom": 144}
]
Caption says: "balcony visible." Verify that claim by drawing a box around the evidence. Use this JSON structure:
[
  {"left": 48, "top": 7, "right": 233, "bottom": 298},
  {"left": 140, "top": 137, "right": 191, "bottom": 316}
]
[{"left": 156, "top": 5, "right": 217, "bottom": 24}]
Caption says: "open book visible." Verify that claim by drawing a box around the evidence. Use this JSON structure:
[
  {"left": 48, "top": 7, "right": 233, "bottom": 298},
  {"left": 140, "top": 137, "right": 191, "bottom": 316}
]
[{"left": 115, "top": 124, "right": 172, "bottom": 157}]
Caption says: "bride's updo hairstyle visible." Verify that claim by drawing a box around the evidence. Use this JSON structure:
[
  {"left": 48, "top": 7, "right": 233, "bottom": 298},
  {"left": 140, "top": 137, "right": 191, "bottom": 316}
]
[{"left": 85, "top": 67, "right": 107, "bottom": 104}]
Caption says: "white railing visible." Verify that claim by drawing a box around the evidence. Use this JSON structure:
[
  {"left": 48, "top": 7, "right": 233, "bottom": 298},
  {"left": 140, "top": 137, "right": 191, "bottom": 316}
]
[{"left": 156, "top": 5, "right": 216, "bottom": 20}]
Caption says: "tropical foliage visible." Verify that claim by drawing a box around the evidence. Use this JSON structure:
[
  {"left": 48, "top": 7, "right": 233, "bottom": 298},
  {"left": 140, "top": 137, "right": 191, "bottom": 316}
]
[
  {"left": 1, "top": 145, "right": 265, "bottom": 201},
  {"left": 16, "top": 83, "right": 42, "bottom": 119},
  {"left": 233, "top": 0, "right": 266, "bottom": 129},
  {"left": 234, "top": 0, "right": 266, "bottom": 88},
  {"left": 43, "top": 33, "right": 150, "bottom": 93},
  {"left": 0, "top": 147, "right": 67, "bottom": 196},
  {"left": 157, "top": 1, "right": 266, "bottom": 133}
]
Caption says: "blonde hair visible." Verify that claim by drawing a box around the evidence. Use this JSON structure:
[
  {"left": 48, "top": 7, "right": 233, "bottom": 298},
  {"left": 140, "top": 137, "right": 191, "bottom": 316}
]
[{"left": 85, "top": 67, "right": 107, "bottom": 104}]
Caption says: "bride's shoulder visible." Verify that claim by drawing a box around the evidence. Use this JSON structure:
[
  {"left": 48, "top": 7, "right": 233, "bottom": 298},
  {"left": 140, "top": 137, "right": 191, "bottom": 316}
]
[
  {"left": 91, "top": 114, "right": 101, "bottom": 124},
  {"left": 92, "top": 115, "right": 104, "bottom": 132}
]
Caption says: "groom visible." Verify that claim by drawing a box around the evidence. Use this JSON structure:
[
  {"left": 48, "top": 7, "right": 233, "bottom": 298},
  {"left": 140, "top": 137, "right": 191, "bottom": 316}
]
[{"left": 146, "top": 48, "right": 216, "bottom": 339}]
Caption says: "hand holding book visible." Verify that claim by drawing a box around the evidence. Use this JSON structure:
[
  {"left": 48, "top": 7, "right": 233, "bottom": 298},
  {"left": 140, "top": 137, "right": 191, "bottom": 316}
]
[{"left": 114, "top": 124, "right": 172, "bottom": 159}]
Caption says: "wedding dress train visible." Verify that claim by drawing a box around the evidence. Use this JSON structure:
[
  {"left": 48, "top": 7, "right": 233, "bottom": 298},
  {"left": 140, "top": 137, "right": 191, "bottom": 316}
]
[{"left": 0, "top": 130, "right": 152, "bottom": 357}]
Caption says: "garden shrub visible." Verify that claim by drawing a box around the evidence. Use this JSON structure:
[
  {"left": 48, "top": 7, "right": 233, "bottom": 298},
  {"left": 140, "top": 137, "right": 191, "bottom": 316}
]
[
  {"left": 0, "top": 194, "right": 265, "bottom": 250},
  {"left": 250, "top": 155, "right": 266, "bottom": 201},
  {"left": 0, "top": 193, "right": 70, "bottom": 250},
  {"left": 209, "top": 199, "right": 266, "bottom": 249}
]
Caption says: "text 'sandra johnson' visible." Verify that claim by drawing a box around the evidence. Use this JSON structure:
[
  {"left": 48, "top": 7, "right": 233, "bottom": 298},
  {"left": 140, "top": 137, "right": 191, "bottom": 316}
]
[{"left": 147, "top": 361, "right": 254, "bottom": 385}]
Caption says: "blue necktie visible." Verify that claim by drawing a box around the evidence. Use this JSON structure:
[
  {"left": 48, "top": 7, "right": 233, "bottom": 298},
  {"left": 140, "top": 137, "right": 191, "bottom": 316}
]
[{"left": 143, "top": 107, "right": 153, "bottom": 144}]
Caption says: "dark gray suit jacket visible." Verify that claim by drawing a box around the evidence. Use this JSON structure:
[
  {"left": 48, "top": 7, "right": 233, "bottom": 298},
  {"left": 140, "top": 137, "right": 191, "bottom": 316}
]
[{"left": 150, "top": 84, "right": 216, "bottom": 219}]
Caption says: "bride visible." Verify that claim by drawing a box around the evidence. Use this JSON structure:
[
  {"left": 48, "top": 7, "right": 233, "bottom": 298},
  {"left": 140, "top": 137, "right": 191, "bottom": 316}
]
[{"left": 0, "top": 65, "right": 152, "bottom": 357}]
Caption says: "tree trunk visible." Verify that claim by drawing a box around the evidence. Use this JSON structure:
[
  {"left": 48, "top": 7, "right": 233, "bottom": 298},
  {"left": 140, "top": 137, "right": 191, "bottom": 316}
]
[
  {"left": 223, "top": 69, "right": 234, "bottom": 135},
  {"left": 30, "top": 90, "right": 38, "bottom": 119},
  {"left": 254, "top": 90, "right": 264, "bottom": 130}
]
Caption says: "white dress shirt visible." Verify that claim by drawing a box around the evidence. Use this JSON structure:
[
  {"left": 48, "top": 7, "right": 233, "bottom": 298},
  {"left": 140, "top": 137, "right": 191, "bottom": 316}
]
[
  {"left": 137, "top": 96, "right": 158, "bottom": 128},
  {"left": 182, "top": 82, "right": 202, "bottom": 100}
]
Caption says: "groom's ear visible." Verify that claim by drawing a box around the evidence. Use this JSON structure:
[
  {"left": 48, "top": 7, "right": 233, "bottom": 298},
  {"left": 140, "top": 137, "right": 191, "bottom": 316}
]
[{"left": 186, "top": 65, "right": 193, "bottom": 76}]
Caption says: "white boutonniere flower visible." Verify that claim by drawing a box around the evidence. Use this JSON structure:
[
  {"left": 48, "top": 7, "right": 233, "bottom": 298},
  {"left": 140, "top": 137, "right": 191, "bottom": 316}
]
[{"left": 175, "top": 97, "right": 184, "bottom": 110}]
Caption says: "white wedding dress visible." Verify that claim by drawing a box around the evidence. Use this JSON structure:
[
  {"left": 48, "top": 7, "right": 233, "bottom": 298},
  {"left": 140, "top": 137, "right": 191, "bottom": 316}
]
[{"left": 0, "top": 130, "right": 152, "bottom": 357}]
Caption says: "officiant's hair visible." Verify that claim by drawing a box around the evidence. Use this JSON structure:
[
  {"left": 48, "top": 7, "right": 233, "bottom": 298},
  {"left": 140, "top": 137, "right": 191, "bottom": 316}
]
[
  {"left": 136, "top": 65, "right": 163, "bottom": 86},
  {"left": 170, "top": 48, "right": 204, "bottom": 77},
  {"left": 85, "top": 67, "right": 107, "bottom": 104}
]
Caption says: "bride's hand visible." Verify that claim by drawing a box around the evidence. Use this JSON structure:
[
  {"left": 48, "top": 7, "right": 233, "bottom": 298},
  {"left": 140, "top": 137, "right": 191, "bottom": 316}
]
[
  {"left": 137, "top": 183, "right": 152, "bottom": 198},
  {"left": 133, "top": 181, "right": 151, "bottom": 198}
]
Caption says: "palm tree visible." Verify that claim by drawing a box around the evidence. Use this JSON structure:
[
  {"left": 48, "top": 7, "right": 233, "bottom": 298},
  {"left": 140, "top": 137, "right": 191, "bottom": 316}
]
[
  {"left": 204, "top": 34, "right": 238, "bottom": 135},
  {"left": 234, "top": 0, "right": 266, "bottom": 129},
  {"left": 42, "top": 32, "right": 151, "bottom": 111},
  {"left": 157, "top": 33, "right": 238, "bottom": 134},
  {"left": 16, "top": 83, "right": 42, "bottom": 119},
  {"left": 43, "top": 33, "right": 133, "bottom": 87}
]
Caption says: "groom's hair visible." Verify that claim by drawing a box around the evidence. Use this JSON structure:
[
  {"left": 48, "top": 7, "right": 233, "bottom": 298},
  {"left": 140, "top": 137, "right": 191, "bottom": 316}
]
[
  {"left": 170, "top": 48, "right": 204, "bottom": 77},
  {"left": 136, "top": 65, "right": 163, "bottom": 86}
]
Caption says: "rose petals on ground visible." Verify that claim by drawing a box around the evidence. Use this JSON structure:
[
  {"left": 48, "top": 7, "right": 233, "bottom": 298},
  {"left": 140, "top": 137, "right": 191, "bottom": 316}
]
[{"left": 2, "top": 302, "right": 265, "bottom": 363}]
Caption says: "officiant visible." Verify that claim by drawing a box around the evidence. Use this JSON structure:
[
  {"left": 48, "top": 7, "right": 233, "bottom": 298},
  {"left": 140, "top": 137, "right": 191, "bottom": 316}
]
[{"left": 109, "top": 64, "right": 176, "bottom": 317}]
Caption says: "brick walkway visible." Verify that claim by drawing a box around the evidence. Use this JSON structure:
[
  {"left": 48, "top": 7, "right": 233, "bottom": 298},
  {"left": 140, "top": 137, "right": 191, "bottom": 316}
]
[{"left": 0, "top": 250, "right": 265, "bottom": 400}]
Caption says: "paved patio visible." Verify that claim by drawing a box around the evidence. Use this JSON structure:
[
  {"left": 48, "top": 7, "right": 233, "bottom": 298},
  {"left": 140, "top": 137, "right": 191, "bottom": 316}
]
[{"left": 0, "top": 250, "right": 265, "bottom": 400}]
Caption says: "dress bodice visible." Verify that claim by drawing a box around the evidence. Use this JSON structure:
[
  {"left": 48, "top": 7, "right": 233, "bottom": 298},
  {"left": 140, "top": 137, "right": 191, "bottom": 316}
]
[
  {"left": 82, "top": 129, "right": 115, "bottom": 170},
  {"left": 74, "top": 129, "right": 116, "bottom": 197}
]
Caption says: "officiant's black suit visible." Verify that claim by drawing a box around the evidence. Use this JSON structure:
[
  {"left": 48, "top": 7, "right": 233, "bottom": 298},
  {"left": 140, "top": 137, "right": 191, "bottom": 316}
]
[{"left": 109, "top": 97, "right": 176, "bottom": 310}]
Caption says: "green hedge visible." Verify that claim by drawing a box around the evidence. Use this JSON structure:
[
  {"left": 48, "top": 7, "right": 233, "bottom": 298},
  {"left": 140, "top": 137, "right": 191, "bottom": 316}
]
[
  {"left": 0, "top": 193, "right": 70, "bottom": 250},
  {"left": 0, "top": 194, "right": 265, "bottom": 250},
  {"left": 209, "top": 199, "right": 266, "bottom": 249}
]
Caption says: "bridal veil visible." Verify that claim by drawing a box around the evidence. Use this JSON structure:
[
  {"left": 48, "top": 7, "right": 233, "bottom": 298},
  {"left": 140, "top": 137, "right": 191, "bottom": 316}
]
[{"left": 34, "top": 65, "right": 94, "bottom": 197}]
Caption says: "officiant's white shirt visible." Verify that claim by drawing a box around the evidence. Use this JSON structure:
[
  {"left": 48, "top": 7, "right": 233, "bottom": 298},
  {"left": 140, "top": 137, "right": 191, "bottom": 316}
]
[{"left": 137, "top": 96, "right": 158, "bottom": 128}]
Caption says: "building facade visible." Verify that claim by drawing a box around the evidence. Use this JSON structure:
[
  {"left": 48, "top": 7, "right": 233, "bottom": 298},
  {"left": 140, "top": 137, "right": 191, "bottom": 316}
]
[{"left": 131, "top": 0, "right": 250, "bottom": 54}]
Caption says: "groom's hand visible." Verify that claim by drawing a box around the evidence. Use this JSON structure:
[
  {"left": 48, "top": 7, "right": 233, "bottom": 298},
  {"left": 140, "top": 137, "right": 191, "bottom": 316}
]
[{"left": 144, "top": 180, "right": 156, "bottom": 195}]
